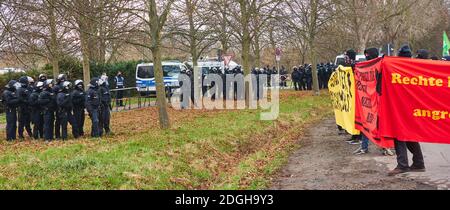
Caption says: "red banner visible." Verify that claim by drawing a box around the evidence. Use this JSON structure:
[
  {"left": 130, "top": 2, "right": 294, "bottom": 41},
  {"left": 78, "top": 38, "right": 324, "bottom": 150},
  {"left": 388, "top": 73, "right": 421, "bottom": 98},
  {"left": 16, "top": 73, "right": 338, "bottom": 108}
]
[
  {"left": 379, "top": 57, "right": 450, "bottom": 144},
  {"left": 355, "top": 58, "right": 394, "bottom": 148}
]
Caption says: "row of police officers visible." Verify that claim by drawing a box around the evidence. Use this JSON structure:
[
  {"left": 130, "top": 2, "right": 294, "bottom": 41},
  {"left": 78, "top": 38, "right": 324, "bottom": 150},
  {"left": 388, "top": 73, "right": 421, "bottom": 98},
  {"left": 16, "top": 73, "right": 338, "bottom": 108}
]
[
  {"left": 2, "top": 74, "right": 112, "bottom": 142},
  {"left": 291, "top": 63, "right": 335, "bottom": 91}
]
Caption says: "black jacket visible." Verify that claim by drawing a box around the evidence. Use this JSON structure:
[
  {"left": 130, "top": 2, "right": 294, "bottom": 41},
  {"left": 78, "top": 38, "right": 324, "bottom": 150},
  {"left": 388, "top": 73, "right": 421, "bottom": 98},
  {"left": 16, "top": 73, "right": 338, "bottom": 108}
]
[
  {"left": 57, "top": 92, "right": 72, "bottom": 112},
  {"left": 2, "top": 89, "right": 20, "bottom": 109},
  {"left": 29, "top": 90, "right": 42, "bottom": 112},
  {"left": 72, "top": 88, "right": 86, "bottom": 109},
  {"left": 99, "top": 85, "right": 111, "bottom": 107},
  {"left": 38, "top": 89, "right": 57, "bottom": 112},
  {"left": 291, "top": 70, "right": 301, "bottom": 82},
  {"left": 16, "top": 86, "right": 31, "bottom": 111},
  {"left": 86, "top": 87, "right": 100, "bottom": 113}
]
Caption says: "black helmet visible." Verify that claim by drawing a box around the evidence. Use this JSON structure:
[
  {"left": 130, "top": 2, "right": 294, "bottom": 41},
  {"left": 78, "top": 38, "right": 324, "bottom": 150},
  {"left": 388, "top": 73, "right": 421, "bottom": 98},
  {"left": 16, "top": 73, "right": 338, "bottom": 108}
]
[
  {"left": 89, "top": 78, "right": 100, "bottom": 88},
  {"left": 5, "top": 80, "right": 18, "bottom": 90},
  {"left": 19, "top": 76, "right": 29, "bottom": 85}
]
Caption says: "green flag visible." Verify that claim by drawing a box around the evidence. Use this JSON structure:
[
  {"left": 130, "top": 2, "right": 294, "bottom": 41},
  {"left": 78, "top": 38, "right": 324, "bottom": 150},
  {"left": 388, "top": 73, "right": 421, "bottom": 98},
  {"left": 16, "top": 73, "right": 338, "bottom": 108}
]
[{"left": 444, "top": 31, "right": 450, "bottom": 57}]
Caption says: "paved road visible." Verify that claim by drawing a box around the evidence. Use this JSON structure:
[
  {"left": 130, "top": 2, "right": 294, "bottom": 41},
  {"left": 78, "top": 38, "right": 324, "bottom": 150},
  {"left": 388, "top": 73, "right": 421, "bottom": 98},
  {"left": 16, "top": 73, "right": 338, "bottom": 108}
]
[
  {"left": 271, "top": 117, "right": 449, "bottom": 190},
  {"left": 379, "top": 143, "right": 450, "bottom": 190}
]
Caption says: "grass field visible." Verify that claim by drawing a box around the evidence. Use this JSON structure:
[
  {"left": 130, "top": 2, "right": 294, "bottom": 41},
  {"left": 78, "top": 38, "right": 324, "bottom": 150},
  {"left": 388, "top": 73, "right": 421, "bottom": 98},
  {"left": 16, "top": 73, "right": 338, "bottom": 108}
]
[{"left": 0, "top": 90, "right": 332, "bottom": 190}]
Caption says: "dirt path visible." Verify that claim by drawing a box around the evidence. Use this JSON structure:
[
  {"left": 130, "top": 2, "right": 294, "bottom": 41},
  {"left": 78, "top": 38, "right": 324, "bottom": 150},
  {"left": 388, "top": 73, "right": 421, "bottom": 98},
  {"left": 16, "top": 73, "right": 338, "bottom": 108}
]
[{"left": 270, "top": 117, "right": 436, "bottom": 190}]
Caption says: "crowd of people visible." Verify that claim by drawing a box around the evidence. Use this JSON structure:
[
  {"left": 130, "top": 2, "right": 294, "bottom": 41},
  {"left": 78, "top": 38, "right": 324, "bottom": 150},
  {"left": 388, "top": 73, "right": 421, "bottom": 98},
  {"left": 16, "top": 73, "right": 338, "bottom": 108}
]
[
  {"left": 1, "top": 73, "right": 115, "bottom": 142},
  {"left": 338, "top": 45, "right": 442, "bottom": 176},
  {"left": 290, "top": 63, "right": 335, "bottom": 91}
]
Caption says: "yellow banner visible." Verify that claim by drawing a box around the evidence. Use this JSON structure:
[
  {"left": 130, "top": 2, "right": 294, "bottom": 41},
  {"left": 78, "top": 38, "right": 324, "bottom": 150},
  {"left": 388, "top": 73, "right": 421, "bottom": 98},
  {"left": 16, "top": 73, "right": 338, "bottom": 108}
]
[{"left": 328, "top": 66, "right": 360, "bottom": 135}]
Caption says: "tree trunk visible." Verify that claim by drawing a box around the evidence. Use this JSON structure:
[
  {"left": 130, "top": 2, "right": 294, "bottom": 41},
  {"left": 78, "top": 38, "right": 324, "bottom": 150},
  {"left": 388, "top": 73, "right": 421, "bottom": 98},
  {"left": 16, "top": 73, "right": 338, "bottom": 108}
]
[
  {"left": 79, "top": 25, "right": 91, "bottom": 89},
  {"left": 239, "top": 0, "right": 253, "bottom": 107},
  {"left": 48, "top": 0, "right": 59, "bottom": 78},
  {"left": 148, "top": 0, "right": 170, "bottom": 129},
  {"left": 152, "top": 46, "right": 170, "bottom": 129},
  {"left": 254, "top": 37, "right": 261, "bottom": 68},
  {"left": 309, "top": 38, "right": 320, "bottom": 96},
  {"left": 187, "top": 0, "right": 201, "bottom": 107}
]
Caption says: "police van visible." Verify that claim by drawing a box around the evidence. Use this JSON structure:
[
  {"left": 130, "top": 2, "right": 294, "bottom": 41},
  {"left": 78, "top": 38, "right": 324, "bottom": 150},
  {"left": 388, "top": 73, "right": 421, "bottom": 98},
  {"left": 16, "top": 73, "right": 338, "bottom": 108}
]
[
  {"left": 135, "top": 61, "right": 188, "bottom": 95},
  {"left": 185, "top": 58, "right": 240, "bottom": 74}
]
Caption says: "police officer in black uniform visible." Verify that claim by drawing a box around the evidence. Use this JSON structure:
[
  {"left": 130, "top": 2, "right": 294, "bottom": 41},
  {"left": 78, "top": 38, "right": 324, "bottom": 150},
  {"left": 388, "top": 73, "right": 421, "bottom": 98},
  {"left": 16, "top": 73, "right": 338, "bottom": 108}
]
[
  {"left": 53, "top": 74, "right": 67, "bottom": 139},
  {"left": 305, "top": 65, "right": 313, "bottom": 90},
  {"left": 72, "top": 80, "right": 86, "bottom": 137},
  {"left": 291, "top": 67, "right": 300, "bottom": 91},
  {"left": 56, "top": 81, "right": 74, "bottom": 141},
  {"left": 38, "top": 79, "right": 57, "bottom": 141},
  {"left": 99, "top": 78, "right": 112, "bottom": 136},
  {"left": 2, "top": 80, "right": 21, "bottom": 141},
  {"left": 16, "top": 76, "right": 33, "bottom": 139},
  {"left": 298, "top": 66, "right": 306, "bottom": 91},
  {"left": 29, "top": 81, "right": 44, "bottom": 139},
  {"left": 86, "top": 78, "right": 101, "bottom": 138},
  {"left": 38, "top": 74, "right": 47, "bottom": 83}
]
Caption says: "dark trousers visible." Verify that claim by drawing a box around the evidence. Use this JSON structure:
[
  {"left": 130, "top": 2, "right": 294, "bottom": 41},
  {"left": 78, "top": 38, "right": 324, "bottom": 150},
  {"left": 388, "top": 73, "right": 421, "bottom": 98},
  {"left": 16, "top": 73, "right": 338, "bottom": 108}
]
[
  {"left": 394, "top": 140, "right": 425, "bottom": 170},
  {"left": 43, "top": 110, "right": 55, "bottom": 141},
  {"left": 90, "top": 109, "right": 100, "bottom": 138},
  {"left": 55, "top": 110, "right": 60, "bottom": 139},
  {"left": 116, "top": 86, "right": 124, "bottom": 106},
  {"left": 68, "top": 111, "right": 79, "bottom": 138},
  {"left": 307, "top": 81, "right": 312, "bottom": 90},
  {"left": 293, "top": 81, "right": 300, "bottom": 91},
  {"left": 73, "top": 107, "right": 85, "bottom": 136},
  {"left": 5, "top": 108, "right": 17, "bottom": 141},
  {"left": 299, "top": 80, "right": 307, "bottom": 90},
  {"left": 18, "top": 110, "right": 32, "bottom": 138},
  {"left": 58, "top": 111, "right": 69, "bottom": 140},
  {"left": 100, "top": 105, "right": 111, "bottom": 135},
  {"left": 32, "top": 110, "right": 44, "bottom": 139}
]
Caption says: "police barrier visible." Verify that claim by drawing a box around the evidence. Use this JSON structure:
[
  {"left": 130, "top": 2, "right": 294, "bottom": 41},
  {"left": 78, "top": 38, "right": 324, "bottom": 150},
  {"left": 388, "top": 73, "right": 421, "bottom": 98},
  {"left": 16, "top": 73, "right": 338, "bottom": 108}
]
[{"left": 110, "top": 87, "right": 156, "bottom": 112}]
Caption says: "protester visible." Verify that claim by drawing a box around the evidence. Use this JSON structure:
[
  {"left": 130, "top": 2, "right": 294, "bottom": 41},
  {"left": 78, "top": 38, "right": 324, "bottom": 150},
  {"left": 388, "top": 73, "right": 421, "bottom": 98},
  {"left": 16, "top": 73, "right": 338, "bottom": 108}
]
[
  {"left": 341, "top": 49, "right": 361, "bottom": 145},
  {"left": 388, "top": 44, "right": 426, "bottom": 176},
  {"left": 353, "top": 48, "right": 394, "bottom": 156}
]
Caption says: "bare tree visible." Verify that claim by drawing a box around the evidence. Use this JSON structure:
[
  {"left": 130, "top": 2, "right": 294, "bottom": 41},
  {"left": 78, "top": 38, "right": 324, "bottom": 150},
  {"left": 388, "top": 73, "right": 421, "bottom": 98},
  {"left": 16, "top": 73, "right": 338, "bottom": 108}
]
[
  {"left": 123, "top": 0, "right": 175, "bottom": 129},
  {"left": 167, "top": 0, "right": 217, "bottom": 105},
  {"left": 285, "top": 0, "right": 334, "bottom": 95}
]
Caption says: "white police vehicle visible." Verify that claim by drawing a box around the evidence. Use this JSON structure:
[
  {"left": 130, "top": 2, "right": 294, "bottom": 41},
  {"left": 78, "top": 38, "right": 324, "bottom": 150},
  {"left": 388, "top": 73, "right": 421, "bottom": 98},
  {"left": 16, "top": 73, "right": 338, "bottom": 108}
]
[
  {"left": 185, "top": 58, "right": 240, "bottom": 74},
  {"left": 334, "top": 54, "right": 367, "bottom": 66},
  {"left": 135, "top": 61, "right": 188, "bottom": 95}
]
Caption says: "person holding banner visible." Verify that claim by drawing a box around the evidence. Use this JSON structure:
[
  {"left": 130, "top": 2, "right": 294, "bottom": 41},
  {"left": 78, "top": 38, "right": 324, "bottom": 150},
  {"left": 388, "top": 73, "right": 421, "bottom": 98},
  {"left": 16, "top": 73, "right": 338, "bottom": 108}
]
[
  {"left": 354, "top": 48, "right": 395, "bottom": 156},
  {"left": 388, "top": 45, "right": 426, "bottom": 176},
  {"left": 342, "top": 49, "right": 361, "bottom": 145}
]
